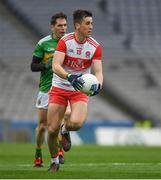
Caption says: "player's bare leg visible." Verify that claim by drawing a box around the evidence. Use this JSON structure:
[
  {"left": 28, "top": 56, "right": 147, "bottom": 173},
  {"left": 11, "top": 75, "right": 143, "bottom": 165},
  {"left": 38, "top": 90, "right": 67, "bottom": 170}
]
[
  {"left": 60, "top": 105, "right": 72, "bottom": 152},
  {"left": 58, "top": 108, "right": 70, "bottom": 163},
  {"left": 47, "top": 103, "right": 66, "bottom": 172},
  {"left": 34, "top": 108, "right": 66, "bottom": 167},
  {"left": 61, "top": 102, "right": 87, "bottom": 151},
  {"left": 67, "top": 101, "right": 87, "bottom": 130},
  {"left": 34, "top": 109, "right": 47, "bottom": 167}
]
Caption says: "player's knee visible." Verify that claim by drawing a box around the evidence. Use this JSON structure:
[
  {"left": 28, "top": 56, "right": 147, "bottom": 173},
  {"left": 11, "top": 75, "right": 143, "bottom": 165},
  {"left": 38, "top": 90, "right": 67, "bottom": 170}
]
[
  {"left": 47, "top": 125, "right": 59, "bottom": 135},
  {"left": 67, "top": 121, "right": 83, "bottom": 131},
  {"left": 38, "top": 122, "right": 46, "bottom": 132}
]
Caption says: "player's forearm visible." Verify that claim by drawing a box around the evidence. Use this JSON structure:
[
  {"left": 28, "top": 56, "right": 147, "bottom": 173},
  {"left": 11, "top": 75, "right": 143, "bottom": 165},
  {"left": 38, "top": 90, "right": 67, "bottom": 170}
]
[
  {"left": 53, "top": 63, "right": 68, "bottom": 79},
  {"left": 31, "top": 56, "right": 45, "bottom": 72},
  {"left": 31, "top": 63, "right": 45, "bottom": 72},
  {"left": 95, "top": 72, "right": 103, "bottom": 87}
]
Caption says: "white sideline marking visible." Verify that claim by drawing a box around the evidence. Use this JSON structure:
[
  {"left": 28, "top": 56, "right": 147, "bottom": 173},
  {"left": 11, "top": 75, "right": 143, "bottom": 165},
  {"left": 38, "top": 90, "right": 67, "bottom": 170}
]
[
  {"left": 68, "top": 163, "right": 161, "bottom": 166},
  {"left": 15, "top": 162, "right": 161, "bottom": 167},
  {"left": 0, "top": 162, "right": 160, "bottom": 169}
]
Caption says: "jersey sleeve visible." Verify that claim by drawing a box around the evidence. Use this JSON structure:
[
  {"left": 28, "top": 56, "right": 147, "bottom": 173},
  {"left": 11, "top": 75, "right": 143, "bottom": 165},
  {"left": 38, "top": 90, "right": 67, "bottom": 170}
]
[
  {"left": 33, "top": 43, "right": 44, "bottom": 58},
  {"left": 92, "top": 45, "right": 102, "bottom": 61},
  {"left": 56, "top": 39, "right": 66, "bottom": 53}
]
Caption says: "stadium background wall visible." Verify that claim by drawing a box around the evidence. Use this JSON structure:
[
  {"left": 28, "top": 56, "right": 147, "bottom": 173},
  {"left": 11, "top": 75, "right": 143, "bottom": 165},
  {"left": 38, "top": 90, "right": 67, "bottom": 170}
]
[{"left": 0, "top": 0, "right": 161, "bottom": 145}]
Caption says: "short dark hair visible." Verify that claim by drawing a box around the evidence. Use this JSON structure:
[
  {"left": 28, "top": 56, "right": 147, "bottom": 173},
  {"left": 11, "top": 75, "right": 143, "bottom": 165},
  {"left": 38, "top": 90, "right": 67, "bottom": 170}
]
[
  {"left": 73, "top": 9, "right": 92, "bottom": 25},
  {"left": 50, "top": 12, "right": 67, "bottom": 25}
]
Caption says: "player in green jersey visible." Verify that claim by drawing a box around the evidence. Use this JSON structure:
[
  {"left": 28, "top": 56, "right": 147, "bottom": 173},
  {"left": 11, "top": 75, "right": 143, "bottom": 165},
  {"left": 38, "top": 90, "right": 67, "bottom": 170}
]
[{"left": 31, "top": 12, "right": 70, "bottom": 167}]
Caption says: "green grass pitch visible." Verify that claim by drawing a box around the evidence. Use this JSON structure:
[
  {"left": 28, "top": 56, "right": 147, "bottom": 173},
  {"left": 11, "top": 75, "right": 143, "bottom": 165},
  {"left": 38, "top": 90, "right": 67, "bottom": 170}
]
[{"left": 0, "top": 143, "right": 160, "bottom": 179}]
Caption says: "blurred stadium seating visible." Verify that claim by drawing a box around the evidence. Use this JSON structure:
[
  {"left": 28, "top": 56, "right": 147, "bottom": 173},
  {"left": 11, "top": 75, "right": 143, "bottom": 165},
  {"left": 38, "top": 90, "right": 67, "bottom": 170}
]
[{"left": 0, "top": 0, "right": 161, "bottom": 128}]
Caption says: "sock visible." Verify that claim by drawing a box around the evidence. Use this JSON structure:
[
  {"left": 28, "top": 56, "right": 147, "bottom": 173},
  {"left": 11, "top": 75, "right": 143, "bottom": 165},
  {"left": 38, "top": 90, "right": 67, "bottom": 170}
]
[
  {"left": 35, "top": 148, "right": 42, "bottom": 158},
  {"left": 58, "top": 148, "right": 64, "bottom": 156},
  {"left": 61, "top": 124, "right": 68, "bottom": 134},
  {"left": 51, "top": 155, "right": 59, "bottom": 164}
]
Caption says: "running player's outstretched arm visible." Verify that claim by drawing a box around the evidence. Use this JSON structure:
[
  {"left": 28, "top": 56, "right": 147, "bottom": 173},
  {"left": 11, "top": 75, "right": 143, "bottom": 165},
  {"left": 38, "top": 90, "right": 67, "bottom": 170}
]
[{"left": 52, "top": 51, "right": 68, "bottom": 79}]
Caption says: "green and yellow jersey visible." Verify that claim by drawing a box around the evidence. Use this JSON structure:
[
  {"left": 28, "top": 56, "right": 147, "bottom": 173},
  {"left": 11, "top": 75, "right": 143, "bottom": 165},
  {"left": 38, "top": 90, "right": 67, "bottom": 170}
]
[{"left": 33, "top": 34, "right": 58, "bottom": 92}]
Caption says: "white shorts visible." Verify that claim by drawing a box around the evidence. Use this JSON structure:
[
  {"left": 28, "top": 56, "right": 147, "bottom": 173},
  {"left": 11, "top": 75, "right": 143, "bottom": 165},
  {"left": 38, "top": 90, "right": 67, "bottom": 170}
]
[{"left": 36, "top": 91, "right": 48, "bottom": 109}]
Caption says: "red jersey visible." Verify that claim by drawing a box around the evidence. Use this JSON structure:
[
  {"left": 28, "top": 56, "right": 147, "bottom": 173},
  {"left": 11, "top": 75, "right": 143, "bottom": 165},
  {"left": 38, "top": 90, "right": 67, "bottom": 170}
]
[{"left": 52, "top": 32, "right": 102, "bottom": 90}]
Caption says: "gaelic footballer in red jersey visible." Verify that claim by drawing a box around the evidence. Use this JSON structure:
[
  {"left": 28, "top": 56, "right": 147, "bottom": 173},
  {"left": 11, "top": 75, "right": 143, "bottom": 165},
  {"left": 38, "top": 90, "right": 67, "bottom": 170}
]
[
  {"left": 50, "top": 32, "right": 102, "bottom": 92},
  {"left": 47, "top": 9, "right": 103, "bottom": 173}
]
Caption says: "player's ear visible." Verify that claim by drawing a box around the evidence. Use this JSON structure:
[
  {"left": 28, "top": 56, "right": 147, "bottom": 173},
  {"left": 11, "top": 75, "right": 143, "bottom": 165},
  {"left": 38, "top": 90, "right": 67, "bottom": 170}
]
[
  {"left": 75, "top": 22, "right": 81, "bottom": 29},
  {"left": 50, "top": 25, "right": 54, "bottom": 31}
]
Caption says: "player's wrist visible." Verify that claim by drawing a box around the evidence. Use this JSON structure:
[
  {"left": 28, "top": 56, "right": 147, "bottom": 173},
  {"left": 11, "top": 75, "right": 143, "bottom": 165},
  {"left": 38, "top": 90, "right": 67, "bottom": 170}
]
[{"left": 66, "top": 73, "right": 71, "bottom": 80}]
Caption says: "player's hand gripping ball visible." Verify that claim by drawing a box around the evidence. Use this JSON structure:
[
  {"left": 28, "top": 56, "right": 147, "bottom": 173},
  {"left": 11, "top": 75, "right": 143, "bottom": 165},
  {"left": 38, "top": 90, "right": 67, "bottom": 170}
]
[{"left": 78, "top": 74, "right": 100, "bottom": 96}]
